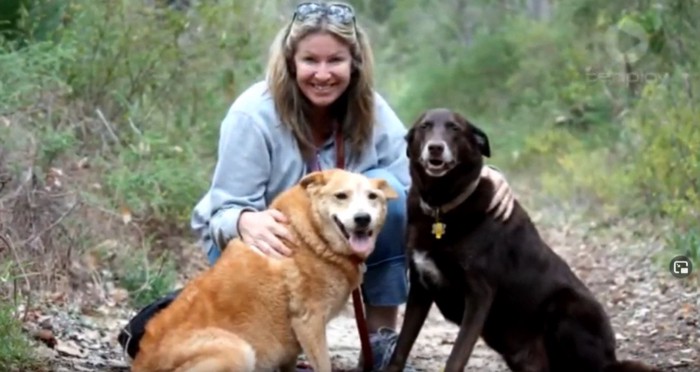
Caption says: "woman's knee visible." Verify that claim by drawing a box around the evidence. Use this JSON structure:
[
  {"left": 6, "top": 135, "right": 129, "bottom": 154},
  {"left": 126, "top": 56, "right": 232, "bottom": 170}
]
[
  {"left": 362, "top": 168, "right": 407, "bottom": 266},
  {"left": 207, "top": 243, "right": 221, "bottom": 266},
  {"left": 361, "top": 259, "right": 408, "bottom": 306}
]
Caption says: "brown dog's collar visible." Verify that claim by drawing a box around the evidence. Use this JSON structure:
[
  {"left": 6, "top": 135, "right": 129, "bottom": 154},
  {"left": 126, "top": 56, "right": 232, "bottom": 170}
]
[
  {"left": 419, "top": 179, "right": 479, "bottom": 217},
  {"left": 419, "top": 179, "right": 479, "bottom": 240}
]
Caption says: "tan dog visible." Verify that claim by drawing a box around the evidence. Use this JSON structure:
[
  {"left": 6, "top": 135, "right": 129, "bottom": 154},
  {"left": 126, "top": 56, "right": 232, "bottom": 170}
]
[{"left": 131, "top": 169, "right": 398, "bottom": 372}]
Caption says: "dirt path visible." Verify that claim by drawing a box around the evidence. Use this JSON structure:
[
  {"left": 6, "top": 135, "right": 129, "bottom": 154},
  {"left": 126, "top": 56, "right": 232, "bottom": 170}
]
[{"left": 25, "top": 185, "right": 699, "bottom": 371}]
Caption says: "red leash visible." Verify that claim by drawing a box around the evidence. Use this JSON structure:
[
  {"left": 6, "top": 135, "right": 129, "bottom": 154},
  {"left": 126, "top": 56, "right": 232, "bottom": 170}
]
[
  {"left": 335, "top": 129, "right": 374, "bottom": 372},
  {"left": 303, "top": 128, "right": 373, "bottom": 371}
]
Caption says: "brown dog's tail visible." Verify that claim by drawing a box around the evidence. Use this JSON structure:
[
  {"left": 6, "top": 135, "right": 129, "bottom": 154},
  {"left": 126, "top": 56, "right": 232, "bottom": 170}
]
[
  {"left": 604, "top": 360, "right": 663, "bottom": 372},
  {"left": 132, "top": 327, "right": 256, "bottom": 372}
]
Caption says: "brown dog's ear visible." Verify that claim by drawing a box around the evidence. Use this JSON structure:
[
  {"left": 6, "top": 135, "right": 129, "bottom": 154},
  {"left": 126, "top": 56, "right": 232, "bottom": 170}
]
[
  {"left": 405, "top": 112, "right": 427, "bottom": 157},
  {"left": 372, "top": 179, "right": 399, "bottom": 200},
  {"left": 404, "top": 127, "right": 415, "bottom": 157},
  {"left": 300, "top": 171, "right": 325, "bottom": 190},
  {"left": 469, "top": 123, "right": 491, "bottom": 158},
  {"left": 455, "top": 111, "right": 491, "bottom": 158}
]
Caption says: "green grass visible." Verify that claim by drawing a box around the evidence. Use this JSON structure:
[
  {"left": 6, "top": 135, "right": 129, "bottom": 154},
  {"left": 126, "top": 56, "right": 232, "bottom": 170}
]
[
  {"left": 0, "top": 305, "right": 40, "bottom": 372},
  {"left": 116, "top": 248, "right": 178, "bottom": 309}
]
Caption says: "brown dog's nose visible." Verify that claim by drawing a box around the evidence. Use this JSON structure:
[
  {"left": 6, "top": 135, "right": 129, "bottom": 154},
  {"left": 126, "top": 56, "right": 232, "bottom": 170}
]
[
  {"left": 354, "top": 213, "right": 371, "bottom": 228},
  {"left": 428, "top": 142, "right": 444, "bottom": 156}
]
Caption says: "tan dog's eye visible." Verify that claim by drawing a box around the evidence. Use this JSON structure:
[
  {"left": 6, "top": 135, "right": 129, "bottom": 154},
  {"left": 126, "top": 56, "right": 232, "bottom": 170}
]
[
  {"left": 334, "top": 192, "right": 348, "bottom": 200},
  {"left": 368, "top": 192, "right": 378, "bottom": 200}
]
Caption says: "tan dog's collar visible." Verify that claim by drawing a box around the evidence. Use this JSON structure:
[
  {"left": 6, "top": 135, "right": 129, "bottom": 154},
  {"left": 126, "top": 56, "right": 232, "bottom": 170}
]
[
  {"left": 349, "top": 255, "right": 367, "bottom": 274},
  {"left": 419, "top": 179, "right": 479, "bottom": 217}
]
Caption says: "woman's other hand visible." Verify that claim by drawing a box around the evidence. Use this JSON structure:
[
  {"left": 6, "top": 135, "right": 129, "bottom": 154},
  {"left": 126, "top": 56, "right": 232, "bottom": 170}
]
[
  {"left": 481, "top": 166, "right": 515, "bottom": 221},
  {"left": 238, "top": 209, "right": 293, "bottom": 257}
]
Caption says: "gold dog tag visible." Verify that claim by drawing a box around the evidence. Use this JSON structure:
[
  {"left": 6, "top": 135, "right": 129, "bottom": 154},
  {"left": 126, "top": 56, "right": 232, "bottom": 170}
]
[{"left": 432, "top": 221, "right": 446, "bottom": 239}]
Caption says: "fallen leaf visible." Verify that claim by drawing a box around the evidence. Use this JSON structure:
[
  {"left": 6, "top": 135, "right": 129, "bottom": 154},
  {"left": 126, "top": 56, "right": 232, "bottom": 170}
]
[
  {"left": 111, "top": 288, "right": 129, "bottom": 303},
  {"left": 33, "top": 329, "right": 57, "bottom": 348},
  {"left": 120, "top": 206, "right": 132, "bottom": 225},
  {"left": 76, "top": 157, "right": 90, "bottom": 169},
  {"left": 55, "top": 340, "right": 86, "bottom": 358}
]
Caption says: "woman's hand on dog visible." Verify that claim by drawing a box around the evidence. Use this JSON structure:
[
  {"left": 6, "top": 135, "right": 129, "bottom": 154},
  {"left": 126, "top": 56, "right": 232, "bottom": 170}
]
[
  {"left": 481, "top": 166, "right": 515, "bottom": 221},
  {"left": 238, "top": 210, "right": 293, "bottom": 257}
]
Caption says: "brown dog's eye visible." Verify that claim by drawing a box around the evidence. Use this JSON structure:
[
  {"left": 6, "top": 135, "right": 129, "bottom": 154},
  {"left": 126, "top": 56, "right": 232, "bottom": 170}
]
[
  {"left": 446, "top": 122, "right": 459, "bottom": 131},
  {"left": 420, "top": 121, "right": 432, "bottom": 129},
  {"left": 334, "top": 192, "right": 348, "bottom": 200},
  {"left": 368, "top": 192, "right": 378, "bottom": 200}
]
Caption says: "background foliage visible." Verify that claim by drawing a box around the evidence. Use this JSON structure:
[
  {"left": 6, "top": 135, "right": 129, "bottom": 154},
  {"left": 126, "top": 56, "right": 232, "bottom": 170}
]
[{"left": 0, "top": 0, "right": 698, "bottom": 368}]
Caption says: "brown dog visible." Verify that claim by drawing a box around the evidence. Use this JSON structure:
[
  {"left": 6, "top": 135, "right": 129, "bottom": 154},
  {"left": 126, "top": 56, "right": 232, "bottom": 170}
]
[
  {"left": 384, "top": 108, "right": 660, "bottom": 372},
  {"left": 131, "top": 169, "right": 398, "bottom": 372}
]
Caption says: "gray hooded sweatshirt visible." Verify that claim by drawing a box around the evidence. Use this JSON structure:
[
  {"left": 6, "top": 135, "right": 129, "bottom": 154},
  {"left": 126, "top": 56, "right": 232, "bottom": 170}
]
[{"left": 190, "top": 81, "right": 410, "bottom": 252}]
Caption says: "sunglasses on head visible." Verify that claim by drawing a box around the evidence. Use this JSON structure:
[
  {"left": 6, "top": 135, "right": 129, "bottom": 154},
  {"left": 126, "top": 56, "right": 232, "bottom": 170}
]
[{"left": 292, "top": 2, "right": 356, "bottom": 26}]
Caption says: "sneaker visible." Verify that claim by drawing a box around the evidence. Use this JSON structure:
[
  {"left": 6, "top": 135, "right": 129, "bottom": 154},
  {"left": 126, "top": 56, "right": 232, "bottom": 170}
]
[{"left": 358, "top": 327, "right": 416, "bottom": 371}]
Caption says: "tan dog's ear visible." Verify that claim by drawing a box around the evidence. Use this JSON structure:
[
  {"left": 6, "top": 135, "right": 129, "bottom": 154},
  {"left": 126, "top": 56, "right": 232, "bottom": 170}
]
[
  {"left": 300, "top": 171, "right": 326, "bottom": 190},
  {"left": 372, "top": 179, "right": 399, "bottom": 200}
]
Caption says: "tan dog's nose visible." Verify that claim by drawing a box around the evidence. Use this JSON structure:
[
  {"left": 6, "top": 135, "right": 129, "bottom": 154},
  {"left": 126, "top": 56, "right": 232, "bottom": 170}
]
[{"left": 353, "top": 213, "right": 371, "bottom": 228}]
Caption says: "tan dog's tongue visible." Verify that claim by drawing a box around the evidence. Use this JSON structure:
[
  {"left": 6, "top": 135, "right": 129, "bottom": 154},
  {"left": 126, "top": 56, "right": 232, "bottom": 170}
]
[{"left": 349, "top": 235, "right": 372, "bottom": 254}]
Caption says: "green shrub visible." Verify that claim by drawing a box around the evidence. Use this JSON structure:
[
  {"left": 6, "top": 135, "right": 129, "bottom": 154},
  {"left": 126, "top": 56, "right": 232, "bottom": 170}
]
[
  {"left": 0, "top": 0, "right": 68, "bottom": 46},
  {"left": 47, "top": 0, "right": 286, "bottom": 227},
  {"left": 666, "top": 229, "right": 700, "bottom": 267},
  {"left": 618, "top": 74, "right": 700, "bottom": 227},
  {"left": 115, "top": 247, "right": 178, "bottom": 309},
  {"left": 3, "top": 0, "right": 292, "bottom": 243},
  {"left": 0, "top": 40, "right": 70, "bottom": 112},
  {"left": 0, "top": 305, "right": 39, "bottom": 371}
]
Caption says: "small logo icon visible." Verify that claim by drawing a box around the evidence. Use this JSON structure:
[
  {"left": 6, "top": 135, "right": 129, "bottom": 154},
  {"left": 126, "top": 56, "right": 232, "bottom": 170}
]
[
  {"left": 669, "top": 256, "right": 693, "bottom": 278},
  {"left": 604, "top": 18, "right": 649, "bottom": 64}
]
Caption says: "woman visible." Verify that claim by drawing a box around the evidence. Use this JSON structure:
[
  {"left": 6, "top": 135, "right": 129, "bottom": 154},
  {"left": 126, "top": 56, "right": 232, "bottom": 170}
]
[{"left": 120, "top": 2, "right": 515, "bottom": 370}]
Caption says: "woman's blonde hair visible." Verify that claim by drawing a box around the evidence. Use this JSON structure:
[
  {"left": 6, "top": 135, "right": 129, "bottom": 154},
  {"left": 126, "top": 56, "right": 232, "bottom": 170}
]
[{"left": 265, "top": 3, "right": 375, "bottom": 162}]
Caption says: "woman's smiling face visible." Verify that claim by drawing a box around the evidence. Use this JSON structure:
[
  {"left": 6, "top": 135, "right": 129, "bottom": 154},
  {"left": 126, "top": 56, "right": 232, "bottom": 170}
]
[{"left": 293, "top": 31, "right": 352, "bottom": 108}]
